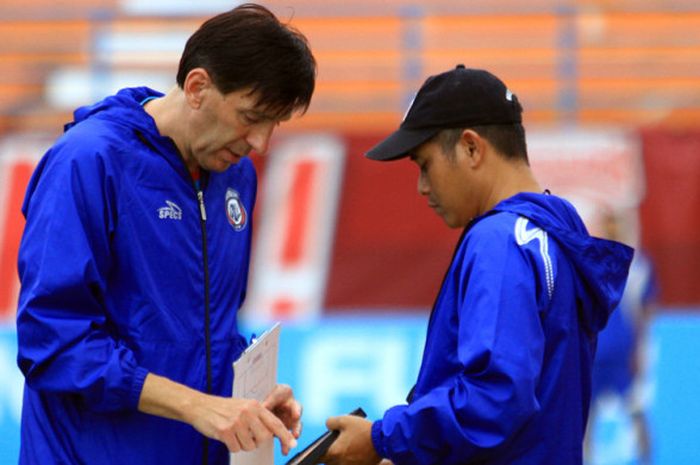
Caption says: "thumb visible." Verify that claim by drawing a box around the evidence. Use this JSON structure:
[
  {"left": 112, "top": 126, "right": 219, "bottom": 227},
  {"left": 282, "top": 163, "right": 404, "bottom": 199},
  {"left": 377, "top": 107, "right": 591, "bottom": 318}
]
[
  {"left": 325, "top": 415, "right": 343, "bottom": 430},
  {"left": 262, "top": 384, "right": 292, "bottom": 409}
]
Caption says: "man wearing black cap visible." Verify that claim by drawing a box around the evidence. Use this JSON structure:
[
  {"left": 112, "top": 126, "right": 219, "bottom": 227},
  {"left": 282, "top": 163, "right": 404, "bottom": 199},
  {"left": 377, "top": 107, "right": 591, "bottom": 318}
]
[{"left": 321, "top": 66, "right": 634, "bottom": 465}]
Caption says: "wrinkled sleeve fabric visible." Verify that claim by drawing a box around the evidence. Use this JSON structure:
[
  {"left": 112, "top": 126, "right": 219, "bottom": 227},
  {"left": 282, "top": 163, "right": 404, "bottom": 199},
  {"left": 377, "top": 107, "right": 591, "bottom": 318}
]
[
  {"left": 372, "top": 221, "right": 547, "bottom": 465},
  {"left": 16, "top": 140, "right": 148, "bottom": 413}
]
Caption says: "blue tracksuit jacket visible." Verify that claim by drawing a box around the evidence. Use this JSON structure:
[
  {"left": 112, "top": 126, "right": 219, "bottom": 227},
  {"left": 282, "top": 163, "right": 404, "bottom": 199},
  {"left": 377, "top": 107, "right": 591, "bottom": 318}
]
[
  {"left": 371, "top": 193, "right": 633, "bottom": 465},
  {"left": 16, "top": 87, "right": 256, "bottom": 464}
]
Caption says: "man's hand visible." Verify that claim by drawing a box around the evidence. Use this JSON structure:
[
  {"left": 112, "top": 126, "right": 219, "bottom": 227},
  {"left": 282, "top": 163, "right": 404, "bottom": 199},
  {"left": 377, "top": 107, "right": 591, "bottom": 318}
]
[
  {"left": 263, "top": 384, "right": 303, "bottom": 438},
  {"left": 184, "top": 393, "right": 298, "bottom": 455},
  {"left": 138, "top": 373, "right": 298, "bottom": 455},
  {"left": 321, "top": 415, "right": 382, "bottom": 465}
]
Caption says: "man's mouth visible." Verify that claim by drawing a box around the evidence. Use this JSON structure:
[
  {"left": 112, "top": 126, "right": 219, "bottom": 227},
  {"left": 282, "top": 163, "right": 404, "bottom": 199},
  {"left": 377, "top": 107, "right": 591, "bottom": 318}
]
[
  {"left": 224, "top": 147, "right": 242, "bottom": 163},
  {"left": 225, "top": 145, "right": 253, "bottom": 162}
]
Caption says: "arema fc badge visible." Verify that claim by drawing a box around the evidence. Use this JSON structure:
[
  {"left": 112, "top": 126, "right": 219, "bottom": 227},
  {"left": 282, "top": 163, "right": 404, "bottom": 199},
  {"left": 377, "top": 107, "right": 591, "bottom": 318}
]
[{"left": 225, "top": 188, "right": 247, "bottom": 231}]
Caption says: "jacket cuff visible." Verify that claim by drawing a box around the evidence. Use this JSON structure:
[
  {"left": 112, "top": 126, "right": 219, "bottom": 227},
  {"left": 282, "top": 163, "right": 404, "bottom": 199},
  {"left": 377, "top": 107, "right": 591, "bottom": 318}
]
[
  {"left": 128, "top": 366, "right": 149, "bottom": 410},
  {"left": 371, "top": 419, "right": 387, "bottom": 459}
]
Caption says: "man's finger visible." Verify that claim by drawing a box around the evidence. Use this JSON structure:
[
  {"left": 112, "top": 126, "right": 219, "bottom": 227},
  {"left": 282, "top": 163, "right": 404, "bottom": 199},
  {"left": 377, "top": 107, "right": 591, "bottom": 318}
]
[
  {"left": 223, "top": 433, "right": 242, "bottom": 453},
  {"left": 235, "top": 427, "right": 256, "bottom": 451},
  {"left": 260, "top": 409, "right": 297, "bottom": 455},
  {"left": 248, "top": 416, "right": 274, "bottom": 445},
  {"left": 292, "top": 418, "right": 302, "bottom": 438},
  {"left": 283, "top": 399, "right": 302, "bottom": 432}
]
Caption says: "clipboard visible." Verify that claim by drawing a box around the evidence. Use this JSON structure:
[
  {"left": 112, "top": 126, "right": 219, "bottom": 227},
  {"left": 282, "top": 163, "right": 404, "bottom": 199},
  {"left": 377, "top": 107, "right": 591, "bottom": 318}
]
[
  {"left": 230, "top": 322, "right": 281, "bottom": 465},
  {"left": 284, "top": 407, "right": 367, "bottom": 465}
]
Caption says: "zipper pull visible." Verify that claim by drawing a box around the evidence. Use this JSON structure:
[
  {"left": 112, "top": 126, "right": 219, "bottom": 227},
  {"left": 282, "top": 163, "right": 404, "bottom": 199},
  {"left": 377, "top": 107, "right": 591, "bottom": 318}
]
[{"left": 197, "top": 190, "right": 207, "bottom": 221}]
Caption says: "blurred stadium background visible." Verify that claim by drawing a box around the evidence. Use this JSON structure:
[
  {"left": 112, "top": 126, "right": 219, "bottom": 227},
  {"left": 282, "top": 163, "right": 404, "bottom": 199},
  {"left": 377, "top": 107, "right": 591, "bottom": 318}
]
[{"left": 1, "top": 1, "right": 699, "bottom": 464}]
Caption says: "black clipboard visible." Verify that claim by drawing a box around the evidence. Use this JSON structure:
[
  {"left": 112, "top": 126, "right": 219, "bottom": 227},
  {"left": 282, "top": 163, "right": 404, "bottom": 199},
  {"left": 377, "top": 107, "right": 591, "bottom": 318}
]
[{"left": 284, "top": 407, "right": 367, "bottom": 465}]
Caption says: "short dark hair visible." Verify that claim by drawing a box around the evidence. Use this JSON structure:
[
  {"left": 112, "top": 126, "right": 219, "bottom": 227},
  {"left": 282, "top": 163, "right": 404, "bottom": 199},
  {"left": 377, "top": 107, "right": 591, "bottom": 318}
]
[
  {"left": 177, "top": 3, "right": 316, "bottom": 117},
  {"left": 435, "top": 123, "right": 529, "bottom": 164}
]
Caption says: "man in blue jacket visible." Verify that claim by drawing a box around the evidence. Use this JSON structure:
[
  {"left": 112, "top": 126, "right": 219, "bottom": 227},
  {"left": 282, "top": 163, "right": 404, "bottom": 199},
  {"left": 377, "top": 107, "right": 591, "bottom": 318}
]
[
  {"left": 16, "top": 4, "right": 315, "bottom": 464},
  {"left": 322, "top": 66, "right": 633, "bottom": 465}
]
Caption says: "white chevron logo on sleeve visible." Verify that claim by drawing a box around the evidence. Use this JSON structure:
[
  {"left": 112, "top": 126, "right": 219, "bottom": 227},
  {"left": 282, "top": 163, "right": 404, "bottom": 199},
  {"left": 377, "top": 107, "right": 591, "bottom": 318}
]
[{"left": 515, "top": 216, "right": 554, "bottom": 299}]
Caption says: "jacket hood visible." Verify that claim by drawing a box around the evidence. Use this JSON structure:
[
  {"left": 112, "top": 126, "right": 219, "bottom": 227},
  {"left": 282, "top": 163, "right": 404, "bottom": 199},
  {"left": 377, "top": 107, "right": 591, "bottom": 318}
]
[
  {"left": 64, "top": 87, "right": 191, "bottom": 176},
  {"left": 493, "top": 192, "right": 634, "bottom": 334},
  {"left": 66, "top": 87, "right": 166, "bottom": 145}
]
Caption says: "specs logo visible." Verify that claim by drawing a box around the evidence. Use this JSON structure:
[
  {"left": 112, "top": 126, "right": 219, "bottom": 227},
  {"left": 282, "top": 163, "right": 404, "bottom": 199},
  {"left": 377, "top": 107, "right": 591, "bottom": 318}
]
[{"left": 158, "top": 200, "right": 182, "bottom": 220}]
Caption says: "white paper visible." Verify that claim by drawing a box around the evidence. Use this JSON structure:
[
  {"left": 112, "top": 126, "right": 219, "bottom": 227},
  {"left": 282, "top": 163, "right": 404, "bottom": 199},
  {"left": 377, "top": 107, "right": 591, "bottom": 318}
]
[{"left": 230, "top": 322, "right": 281, "bottom": 465}]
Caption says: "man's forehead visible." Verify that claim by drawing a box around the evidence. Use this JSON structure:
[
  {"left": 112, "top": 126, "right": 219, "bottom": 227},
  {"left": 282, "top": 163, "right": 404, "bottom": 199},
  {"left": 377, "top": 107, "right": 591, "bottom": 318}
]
[
  {"left": 255, "top": 107, "right": 293, "bottom": 122},
  {"left": 235, "top": 88, "right": 293, "bottom": 121},
  {"left": 410, "top": 140, "right": 436, "bottom": 161}
]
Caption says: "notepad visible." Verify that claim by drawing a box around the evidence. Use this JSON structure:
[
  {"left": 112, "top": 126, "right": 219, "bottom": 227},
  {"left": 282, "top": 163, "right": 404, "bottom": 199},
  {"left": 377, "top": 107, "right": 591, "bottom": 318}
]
[{"left": 230, "top": 322, "right": 281, "bottom": 465}]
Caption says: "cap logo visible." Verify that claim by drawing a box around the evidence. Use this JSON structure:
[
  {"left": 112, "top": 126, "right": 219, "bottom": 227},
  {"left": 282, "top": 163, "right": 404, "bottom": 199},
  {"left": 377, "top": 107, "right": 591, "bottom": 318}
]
[
  {"left": 402, "top": 93, "right": 417, "bottom": 122},
  {"left": 506, "top": 89, "right": 513, "bottom": 101}
]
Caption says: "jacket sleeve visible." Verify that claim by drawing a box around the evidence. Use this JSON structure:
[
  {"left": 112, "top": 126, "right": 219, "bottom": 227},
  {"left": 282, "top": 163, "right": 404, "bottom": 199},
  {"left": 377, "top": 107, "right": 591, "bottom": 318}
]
[
  {"left": 16, "top": 140, "right": 149, "bottom": 412},
  {"left": 371, "top": 224, "right": 547, "bottom": 465}
]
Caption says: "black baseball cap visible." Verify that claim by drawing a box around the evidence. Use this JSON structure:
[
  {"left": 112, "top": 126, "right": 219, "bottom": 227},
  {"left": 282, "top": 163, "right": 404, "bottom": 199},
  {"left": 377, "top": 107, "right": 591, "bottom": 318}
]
[{"left": 365, "top": 65, "right": 523, "bottom": 161}]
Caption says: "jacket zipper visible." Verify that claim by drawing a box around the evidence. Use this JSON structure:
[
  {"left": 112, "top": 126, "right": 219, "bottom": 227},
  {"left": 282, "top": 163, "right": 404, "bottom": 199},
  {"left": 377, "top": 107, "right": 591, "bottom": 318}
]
[
  {"left": 196, "top": 184, "right": 212, "bottom": 465},
  {"left": 135, "top": 131, "right": 214, "bottom": 463}
]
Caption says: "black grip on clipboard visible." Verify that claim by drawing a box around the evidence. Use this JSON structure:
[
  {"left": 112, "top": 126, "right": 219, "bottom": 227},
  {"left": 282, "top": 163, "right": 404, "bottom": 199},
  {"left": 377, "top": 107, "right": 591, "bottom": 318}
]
[{"left": 284, "top": 407, "right": 367, "bottom": 465}]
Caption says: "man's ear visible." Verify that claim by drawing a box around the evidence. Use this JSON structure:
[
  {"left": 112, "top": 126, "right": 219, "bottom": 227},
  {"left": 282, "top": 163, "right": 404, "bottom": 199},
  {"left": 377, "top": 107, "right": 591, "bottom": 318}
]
[
  {"left": 182, "top": 68, "right": 212, "bottom": 110},
  {"left": 459, "top": 129, "right": 486, "bottom": 168}
]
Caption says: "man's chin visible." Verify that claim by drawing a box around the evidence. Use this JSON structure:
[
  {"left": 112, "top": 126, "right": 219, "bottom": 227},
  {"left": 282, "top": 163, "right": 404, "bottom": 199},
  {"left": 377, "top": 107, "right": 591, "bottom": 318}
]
[
  {"left": 442, "top": 215, "right": 466, "bottom": 229},
  {"left": 208, "top": 159, "right": 237, "bottom": 172}
]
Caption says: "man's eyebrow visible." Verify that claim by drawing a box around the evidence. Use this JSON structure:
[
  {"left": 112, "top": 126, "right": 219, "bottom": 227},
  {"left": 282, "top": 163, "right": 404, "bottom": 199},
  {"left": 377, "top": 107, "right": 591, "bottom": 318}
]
[
  {"left": 243, "top": 108, "right": 290, "bottom": 122},
  {"left": 241, "top": 109, "right": 267, "bottom": 118}
]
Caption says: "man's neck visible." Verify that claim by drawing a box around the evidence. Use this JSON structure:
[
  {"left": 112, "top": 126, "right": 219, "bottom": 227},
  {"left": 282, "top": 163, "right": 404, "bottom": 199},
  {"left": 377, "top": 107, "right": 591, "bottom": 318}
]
[
  {"left": 481, "top": 160, "right": 542, "bottom": 214},
  {"left": 143, "top": 87, "right": 196, "bottom": 172}
]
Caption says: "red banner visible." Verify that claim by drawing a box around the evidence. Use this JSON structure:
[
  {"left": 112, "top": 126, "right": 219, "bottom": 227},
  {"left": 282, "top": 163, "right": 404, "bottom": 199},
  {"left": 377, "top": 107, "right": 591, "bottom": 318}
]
[{"left": 640, "top": 128, "right": 700, "bottom": 306}]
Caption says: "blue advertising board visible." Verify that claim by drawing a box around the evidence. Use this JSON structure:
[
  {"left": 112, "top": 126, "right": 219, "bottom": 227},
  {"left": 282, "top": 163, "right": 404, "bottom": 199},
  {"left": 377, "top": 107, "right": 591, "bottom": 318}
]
[{"left": 1, "top": 313, "right": 699, "bottom": 465}]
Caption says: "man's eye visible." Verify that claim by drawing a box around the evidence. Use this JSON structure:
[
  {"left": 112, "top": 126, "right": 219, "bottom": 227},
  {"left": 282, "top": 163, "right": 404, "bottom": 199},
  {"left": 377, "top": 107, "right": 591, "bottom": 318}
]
[{"left": 242, "top": 113, "right": 260, "bottom": 125}]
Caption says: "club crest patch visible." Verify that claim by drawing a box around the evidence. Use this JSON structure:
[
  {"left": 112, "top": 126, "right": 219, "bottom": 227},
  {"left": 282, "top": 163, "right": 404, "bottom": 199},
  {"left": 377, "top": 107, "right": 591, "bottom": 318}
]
[{"left": 225, "top": 188, "right": 247, "bottom": 231}]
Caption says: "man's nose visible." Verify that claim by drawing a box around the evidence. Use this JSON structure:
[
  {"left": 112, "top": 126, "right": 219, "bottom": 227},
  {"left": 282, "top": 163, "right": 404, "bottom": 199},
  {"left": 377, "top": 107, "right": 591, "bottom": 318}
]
[
  {"left": 417, "top": 171, "right": 430, "bottom": 196},
  {"left": 246, "top": 122, "right": 275, "bottom": 155}
]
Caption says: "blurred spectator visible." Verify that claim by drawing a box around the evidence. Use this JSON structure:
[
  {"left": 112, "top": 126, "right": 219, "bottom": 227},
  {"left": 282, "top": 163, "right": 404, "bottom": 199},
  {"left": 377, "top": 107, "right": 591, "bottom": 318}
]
[{"left": 586, "top": 210, "right": 659, "bottom": 465}]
